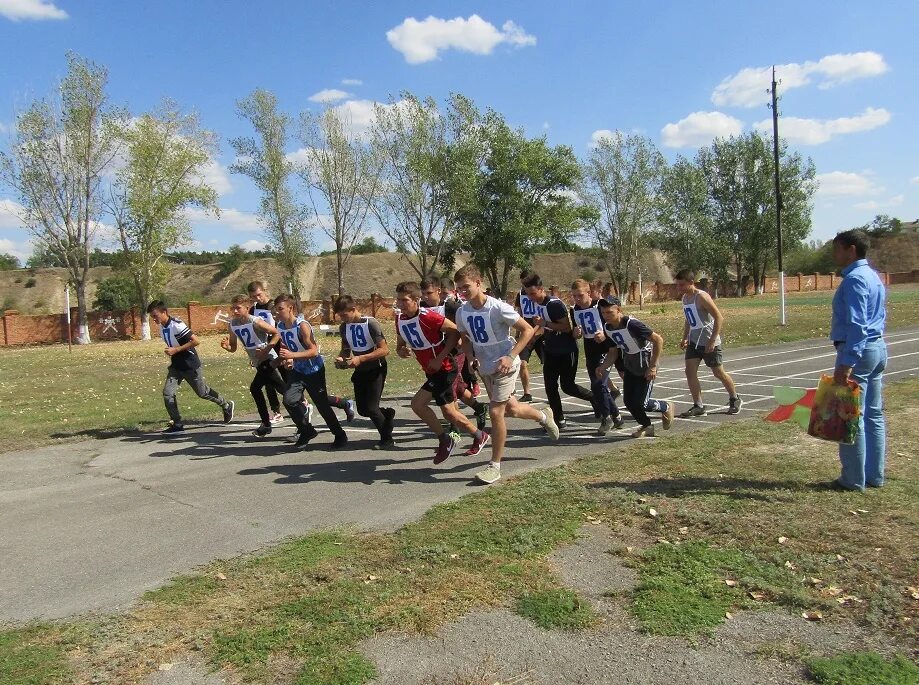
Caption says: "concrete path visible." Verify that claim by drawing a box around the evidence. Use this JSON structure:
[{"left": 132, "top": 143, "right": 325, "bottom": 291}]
[{"left": 2, "top": 329, "right": 918, "bottom": 623}]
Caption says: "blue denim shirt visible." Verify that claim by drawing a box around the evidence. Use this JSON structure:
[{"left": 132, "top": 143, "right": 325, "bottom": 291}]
[{"left": 830, "top": 259, "right": 886, "bottom": 368}]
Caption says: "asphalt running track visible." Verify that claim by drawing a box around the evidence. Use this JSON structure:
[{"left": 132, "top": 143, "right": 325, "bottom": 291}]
[{"left": 2, "top": 328, "right": 918, "bottom": 623}]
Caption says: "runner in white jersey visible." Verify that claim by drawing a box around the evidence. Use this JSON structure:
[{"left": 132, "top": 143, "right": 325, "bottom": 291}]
[
  {"left": 247, "top": 280, "right": 286, "bottom": 424},
  {"left": 221, "top": 293, "right": 289, "bottom": 437},
  {"left": 513, "top": 269, "right": 542, "bottom": 402},
  {"left": 674, "top": 269, "right": 741, "bottom": 416},
  {"left": 147, "top": 300, "right": 234, "bottom": 435},
  {"left": 333, "top": 295, "right": 395, "bottom": 450},
  {"left": 596, "top": 297, "right": 675, "bottom": 439},
  {"left": 454, "top": 264, "right": 559, "bottom": 485}
]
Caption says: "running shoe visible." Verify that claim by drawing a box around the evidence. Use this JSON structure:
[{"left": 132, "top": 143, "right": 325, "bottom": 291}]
[
  {"left": 474, "top": 462, "right": 501, "bottom": 485},
  {"left": 345, "top": 399, "right": 356, "bottom": 423},
  {"left": 662, "top": 403, "right": 675, "bottom": 430},
  {"left": 541, "top": 407, "right": 560, "bottom": 441},
  {"left": 162, "top": 423, "right": 185, "bottom": 435},
  {"left": 597, "top": 416, "right": 613, "bottom": 436},
  {"left": 295, "top": 424, "right": 319, "bottom": 448},
  {"left": 329, "top": 435, "right": 349, "bottom": 451},
  {"left": 252, "top": 424, "right": 272, "bottom": 438},
  {"left": 270, "top": 412, "right": 284, "bottom": 424},
  {"left": 613, "top": 415, "right": 625, "bottom": 430},
  {"left": 304, "top": 403, "right": 314, "bottom": 426},
  {"left": 679, "top": 405, "right": 706, "bottom": 418},
  {"left": 222, "top": 400, "right": 235, "bottom": 423},
  {"left": 631, "top": 425, "right": 655, "bottom": 438},
  {"left": 471, "top": 383, "right": 481, "bottom": 398},
  {"left": 464, "top": 431, "right": 491, "bottom": 456},
  {"left": 373, "top": 439, "right": 396, "bottom": 451},
  {"left": 728, "top": 396, "right": 743, "bottom": 415},
  {"left": 433, "top": 433, "right": 457, "bottom": 465},
  {"left": 520, "top": 393, "right": 533, "bottom": 403},
  {"left": 474, "top": 404, "right": 488, "bottom": 431}
]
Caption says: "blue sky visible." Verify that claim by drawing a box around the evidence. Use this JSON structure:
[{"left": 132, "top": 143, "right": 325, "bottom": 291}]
[{"left": 1, "top": 0, "right": 917, "bottom": 263}]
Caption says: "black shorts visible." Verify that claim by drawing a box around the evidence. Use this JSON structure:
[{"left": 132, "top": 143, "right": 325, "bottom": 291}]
[
  {"left": 685, "top": 345, "right": 723, "bottom": 368},
  {"left": 421, "top": 369, "right": 458, "bottom": 406},
  {"left": 519, "top": 336, "right": 544, "bottom": 363}
]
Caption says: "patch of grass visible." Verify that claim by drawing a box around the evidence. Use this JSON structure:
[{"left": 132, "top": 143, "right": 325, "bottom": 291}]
[
  {"left": 0, "top": 627, "right": 71, "bottom": 685},
  {"left": 806, "top": 651, "right": 919, "bottom": 685},
  {"left": 516, "top": 588, "right": 596, "bottom": 630}
]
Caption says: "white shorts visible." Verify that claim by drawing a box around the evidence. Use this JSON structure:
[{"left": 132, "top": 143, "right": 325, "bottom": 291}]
[{"left": 481, "top": 357, "right": 521, "bottom": 404}]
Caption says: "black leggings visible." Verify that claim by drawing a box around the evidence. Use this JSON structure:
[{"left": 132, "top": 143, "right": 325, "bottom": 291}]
[
  {"left": 284, "top": 367, "right": 346, "bottom": 438},
  {"left": 543, "top": 350, "right": 594, "bottom": 422},
  {"left": 352, "top": 361, "right": 391, "bottom": 440},
  {"left": 251, "top": 361, "right": 288, "bottom": 425}
]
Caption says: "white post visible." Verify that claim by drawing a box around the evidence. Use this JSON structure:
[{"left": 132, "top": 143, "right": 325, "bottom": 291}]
[
  {"left": 65, "top": 286, "right": 72, "bottom": 352},
  {"left": 637, "top": 270, "right": 643, "bottom": 310},
  {"left": 778, "top": 271, "right": 786, "bottom": 326},
  {"left": 288, "top": 282, "right": 293, "bottom": 295}
]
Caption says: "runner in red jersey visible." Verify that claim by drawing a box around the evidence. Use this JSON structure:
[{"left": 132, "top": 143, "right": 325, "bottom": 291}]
[{"left": 395, "top": 281, "right": 490, "bottom": 465}]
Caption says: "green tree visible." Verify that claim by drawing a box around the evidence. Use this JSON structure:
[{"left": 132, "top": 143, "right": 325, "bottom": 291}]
[
  {"left": 230, "top": 89, "right": 310, "bottom": 298},
  {"left": 299, "top": 106, "right": 382, "bottom": 295},
  {"left": 862, "top": 214, "right": 902, "bottom": 236},
  {"left": 451, "top": 110, "right": 592, "bottom": 296},
  {"left": 217, "top": 244, "right": 247, "bottom": 278},
  {"left": 581, "top": 132, "right": 667, "bottom": 295},
  {"left": 369, "top": 93, "right": 471, "bottom": 278},
  {"left": 107, "top": 101, "right": 219, "bottom": 339},
  {"left": 0, "top": 253, "right": 20, "bottom": 270},
  {"left": 0, "top": 53, "right": 127, "bottom": 343},
  {"left": 92, "top": 274, "right": 136, "bottom": 311}
]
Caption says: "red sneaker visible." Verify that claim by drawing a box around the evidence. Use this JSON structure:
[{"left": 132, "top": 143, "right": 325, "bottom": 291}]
[
  {"left": 464, "top": 431, "right": 491, "bottom": 456},
  {"left": 433, "top": 433, "right": 457, "bottom": 465}
]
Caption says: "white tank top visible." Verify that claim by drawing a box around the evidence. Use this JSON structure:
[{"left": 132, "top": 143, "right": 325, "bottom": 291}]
[
  {"left": 519, "top": 290, "right": 537, "bottom": 318},
  {"left": 682, "top": 292, "right": 719, "bottom": 348},
  {"left": 397, "top": 311, "right": 438, "bottom": 350}
]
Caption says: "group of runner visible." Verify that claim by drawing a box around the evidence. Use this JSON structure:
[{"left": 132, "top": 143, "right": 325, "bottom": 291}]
[{"left": 148, "top": 265, "right": 742, "bottom": 485}]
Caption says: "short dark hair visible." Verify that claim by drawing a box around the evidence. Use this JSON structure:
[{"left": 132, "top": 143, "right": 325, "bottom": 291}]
[
  {"left": 146, "top": 300, "right": 167, "bottom": 315},
  {"left": 396, "top": 280, "right": 421, "bottom": 300},
  {"left": 230, "top": 293, "right": 250, "bottom": 306},
  {"left": 521, "top": 273, "right": 543, "bottom": 289},
  {"left": 274, "top": 293, "right": 297, "bottom": 307},
  {"left": 440, "top": 277, "right": 455, "bottom": 291},
  {"left": 675, "top": 269, "right": 696, "bottom": 283},
  {"left": 519, "top": 269, "right": 532, "bottom": 281},
  {"left": 833, "top": 230, "right": 869, "bottom": 259},
  {"left": 246, "top": 280, "right": 268, "bottom": 294},
  {"left": 419, "top": 277, "right": 437, "bottom": 291},
  {"left": 333, "top": 295, "right": 356, "bottom": 313},
  {"left": 455, "top": 264, "right": 481, "bottom": 282}
]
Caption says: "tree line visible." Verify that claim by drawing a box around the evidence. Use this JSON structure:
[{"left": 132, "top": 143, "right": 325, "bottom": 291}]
[{"left": 2, "top": 53, "right": 828, "bottom": 342}]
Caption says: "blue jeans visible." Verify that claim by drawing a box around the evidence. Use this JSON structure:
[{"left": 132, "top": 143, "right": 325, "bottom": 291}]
[{"left": 837, "top": 339, "right": 887, "bottom": 491}]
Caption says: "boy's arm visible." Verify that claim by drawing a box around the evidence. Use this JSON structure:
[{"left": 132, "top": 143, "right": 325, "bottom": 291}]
[
  {"left": 647, "top": 331, "right": 664, "bottom": 379},
  {"left": 430, "top": 318, "right": 460, "bottom": 370},
  {"left": 510, "top": 318, "right": 534, "bottom": 357},
  {"left": 253, "top": 318, "right": 281, "bottom": 348},
  {"left": 280, "top": 321, "right": 319, "bottom": 360},
  {"left": 221, "top": 322, "right": 237, "bottom": 353},
  {"left": 168, "top": 333, "right": 201, "bottom": 356},
  {"left": 697, "top": 291, "right": 724, "bottom": 349}
]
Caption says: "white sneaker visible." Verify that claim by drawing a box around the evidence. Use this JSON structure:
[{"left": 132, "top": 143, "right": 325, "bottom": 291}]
[
  {"left": 475, "top": 463, "right": 502, "bottom": 485},
  {"left": 631, "top": 425, "right": 655, "bottom": 438},
  {"left": 597, "top": 416, "right": 613, "bottom": 436},
  {"left": 304, "top": 403, "right": 313, "bottom": 426},
  {"left": 541, "top": 407, "right": 560, "bottom": 441},
  {"left": 270, "top": 412, "right": 284, "bottom": 424}
]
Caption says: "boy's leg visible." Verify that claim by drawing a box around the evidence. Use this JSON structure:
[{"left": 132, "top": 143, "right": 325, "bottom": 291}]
[
  {"left": 282, "top": 372, "right": 309, "bottom": 430},
  {"left": 302, "top": 367, "right": 347, "bottom": 441},
  {"left": 623, "top": 373, "right": 652, "bottom": 427},
  {"left": 184, "top": 368, "right": 229, "bottom": 409},
  {"left": 162, "top": 369, "right": 183, "bottom": 425},
  {"left": 558, "top": 349, "right": 594, "bottom": 406},
  {"left": 410, "top": 385, "right": 445, "bottom": 435},
  {"left": 710, "top": 363, "right": 738, "bottom": 398},
  {"left": 250, "top": 365, "right": 273, "bottom": 425},
  {"left": 354, "top": 367, "right": 388, "bottom": 440},
  {"left": 684, "top": 355, "right": 704, "bottom": 406},
  {"left": 542, "top": 352, "right": 565, "bottom": 424}
]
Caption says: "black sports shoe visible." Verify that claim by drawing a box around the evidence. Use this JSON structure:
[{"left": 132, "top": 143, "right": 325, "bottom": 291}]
[
  {"left": 329, "top": 435, "right": 349, "bottom": 451},
  {"left": 474, "top": 404, "right": 488, "bottom": 431},
  {"left": 162, "top": 423, "right": 185, "bottom": 435},
  {"left": 295, "top": 425, "right": 319, "bottom": 448},
  {"left": 252, "top": 424, "right": 272, "bottom": 438},
  {"left": 613, "top": 415, "right": 625, "bottom": 429},
  {"left": 520, "top": 393, "right": 533, "bottom": 403},
  {"left": 374, "top": 439, "right": 396, "bottom": 451},
  {"left": 222, "top": 400, "right": 235, "bottom": 423},
  {"left": 728, "top": 396, "right": 743, "bottom": 415}
]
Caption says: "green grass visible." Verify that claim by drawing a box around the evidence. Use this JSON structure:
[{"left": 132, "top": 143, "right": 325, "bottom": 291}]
[
  {"left": 516, "top": 589, "right": 596, "bottom": 630},
  {"left": 0, "top": 628, "right": 71, "bottom": 685},
  {"left": 0, "top": 284, "right": 917, "bottom": 455},
  {"left": 1, "top": 380, "right": 918, "bottom": 683},
  {"left": 806, "top": 651, "right": 919, "bottom": 685}
]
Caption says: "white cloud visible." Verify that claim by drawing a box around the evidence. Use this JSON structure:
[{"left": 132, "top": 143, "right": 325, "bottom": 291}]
[
  {"left": 386, "top": 14, "right": 536, "bottom": 64},
  {"left": 0, "top": 0, "right": 68, "bottom": 21},
  {"left": 195, "top": 160, "right": 233, "bottom": 196},
  {"left": 661, "top": 111, "right": 743, "bottom": 148},
  {"left": 854, "top": 194, "right": 904, "bottom": 211},
  {"left": 0, "top": 237, "right": 32, "bottom": 263},
  {"left": 589, "top": 129, "right": 616, "bottom": 148},
  {"left": 0, "top": 198, "right": 26, "bottom": 228},
  {"left": 815, "top": 171, "right": 882, "bottom": 197},
  {"left": 712, "top": 52, "right": 889, "bottom": 108},
  {"left": 911, "top": 176, "right": 919, "bottom": 185},
  {"left": 308, "top": 88, "right": 352, "bottom": 104},
  {"left": 240, "top": 239, "right": 270, "bottom": 252},
  {"left": 341, "top": 78, "right": 363, "bottom": 86},
  {"left": 186, "top": 207, "right": 261, "bottom": 233},
  {"left": 753, "top": 107, "right": 890, "bottom": 145}
]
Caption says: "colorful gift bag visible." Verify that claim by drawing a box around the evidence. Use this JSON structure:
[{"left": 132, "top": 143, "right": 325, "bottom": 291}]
[{"left": 807, "top": 375, "right": 861, "bottom": 444}]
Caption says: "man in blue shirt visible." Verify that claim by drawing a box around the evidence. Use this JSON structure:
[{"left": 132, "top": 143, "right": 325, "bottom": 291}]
[{"left": 829, "top": 230, "right": 888, "bottom": 492}]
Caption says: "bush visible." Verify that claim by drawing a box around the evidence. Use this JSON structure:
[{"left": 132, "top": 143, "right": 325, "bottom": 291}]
[
  {"left": 580, "top": 269, "right": 597, "bottom": 283},
  {"left": 93, "top": 275, "right": 136, "bottom": 311},
  {"left": 216, "top": 244, "right": 246, "bottom": 279},
  {"left": 24, "top": 278, "right": 36, "bottom": 288}
]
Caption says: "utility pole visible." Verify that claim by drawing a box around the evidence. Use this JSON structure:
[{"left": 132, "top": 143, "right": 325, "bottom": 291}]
[{"left": 770, "top": 66, "right": 786, "bottom": 325}]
